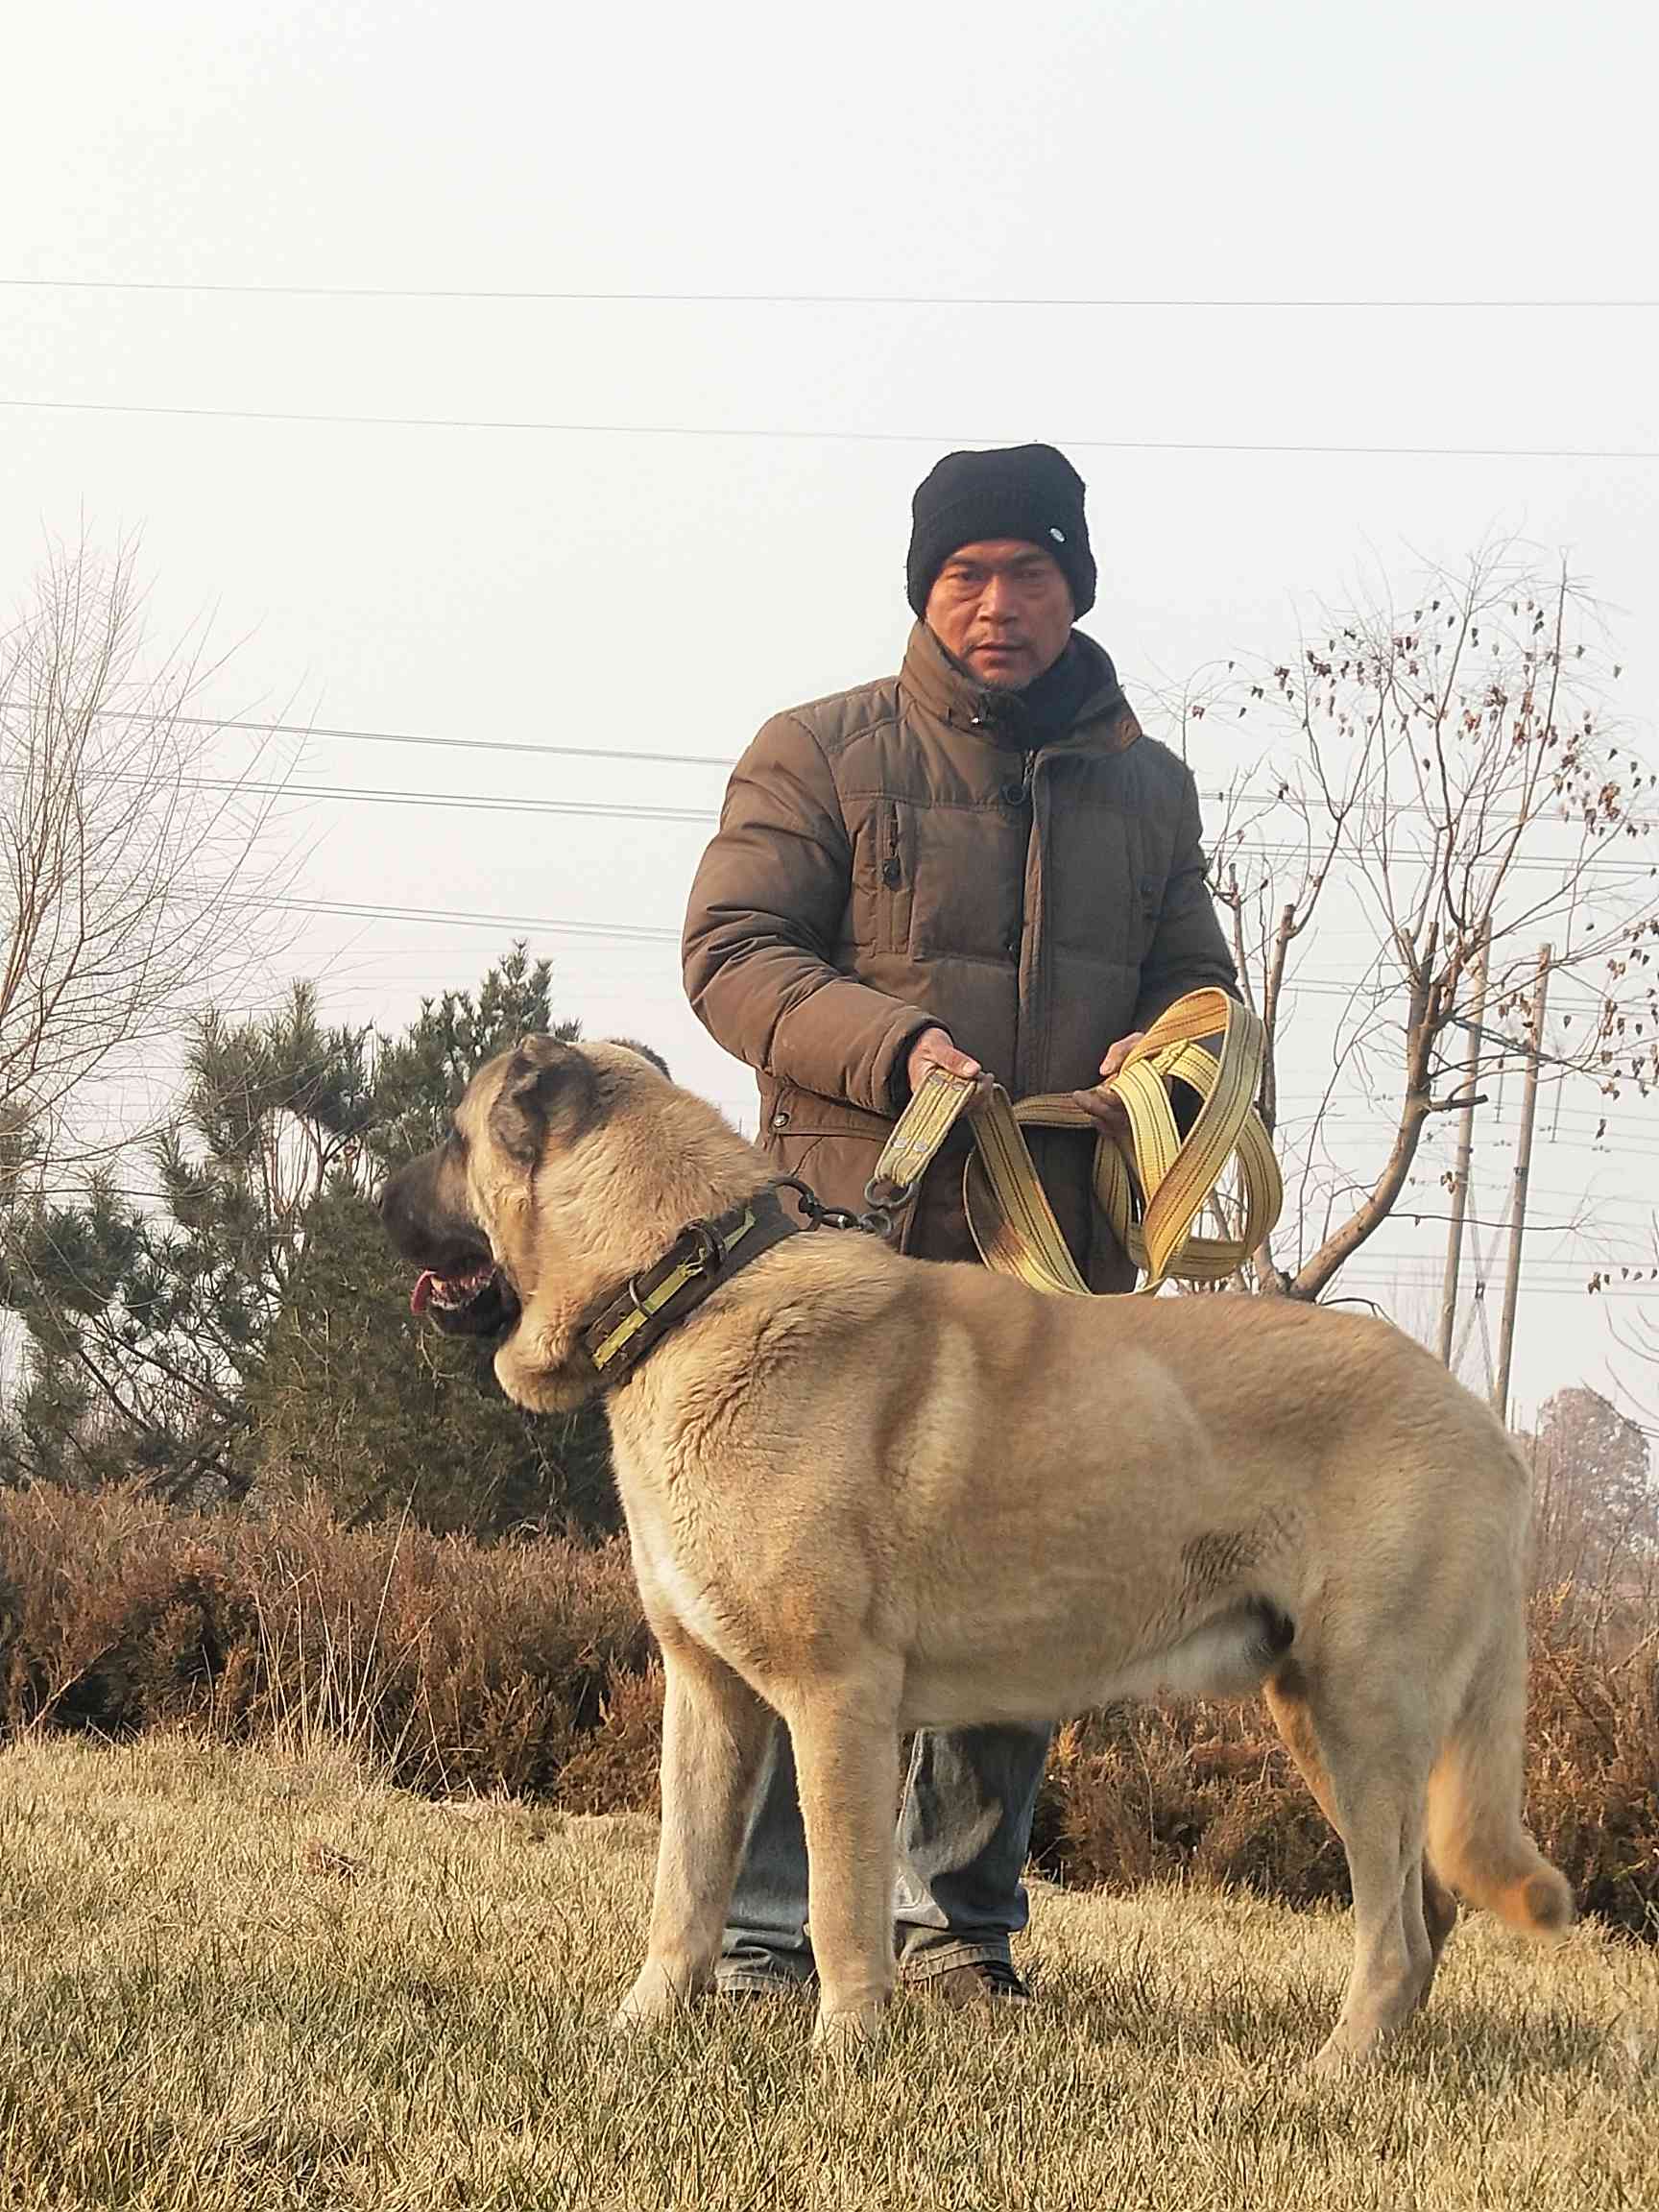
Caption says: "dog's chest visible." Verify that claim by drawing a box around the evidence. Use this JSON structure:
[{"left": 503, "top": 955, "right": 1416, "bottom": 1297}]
[
  {"left": 612, "top": 1434, "right": 738, "bottom": 1654},
  {"left": 638, "top": 1521, "right": 732, "bottom": 1650}
]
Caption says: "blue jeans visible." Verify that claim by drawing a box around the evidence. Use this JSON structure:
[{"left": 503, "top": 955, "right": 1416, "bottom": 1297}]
[{"left": 719, "top": 1716, "right": 1052, "bottom": 1989}]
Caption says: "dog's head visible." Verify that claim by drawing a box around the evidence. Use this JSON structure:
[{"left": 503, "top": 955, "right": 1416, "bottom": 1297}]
[{"left": 380, "top": 1034, "right": 751, "bottom": 1410}]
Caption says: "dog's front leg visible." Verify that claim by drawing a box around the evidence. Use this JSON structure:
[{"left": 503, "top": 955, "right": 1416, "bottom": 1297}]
[
  {"left": 786, "top": 1669, "right": 902, "bottom": 2051},
  {"left": 614, "top": 1634, "right": 769, "bottom": 2032}
]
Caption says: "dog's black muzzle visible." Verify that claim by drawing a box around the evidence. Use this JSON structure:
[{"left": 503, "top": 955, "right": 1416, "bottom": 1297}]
[{"left": 379, "top": 1151, "right": 522, "bottom": 1338}]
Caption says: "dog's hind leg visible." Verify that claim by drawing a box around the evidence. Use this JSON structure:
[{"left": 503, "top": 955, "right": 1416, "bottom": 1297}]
[
  {"left": 782, "top": 1664, "right": 903, "bottom": 2051},
  {"left": 1267, "top": 1663, "right": 1437, "bottom": 2069},
  {"left": 1318, "top": 1783, "right": 1426, "bottom": 2071},
  {"left": 615, "top": 1634, "right": 771, "bottom": 2032},
  {"left": 1266, "top": 1664, "right": 1454, "bottom": 2016}
]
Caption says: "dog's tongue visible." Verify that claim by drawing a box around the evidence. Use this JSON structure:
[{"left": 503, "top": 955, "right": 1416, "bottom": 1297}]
[{"left": 411, "top": 1270, "right": 436, "bottom": 1316}]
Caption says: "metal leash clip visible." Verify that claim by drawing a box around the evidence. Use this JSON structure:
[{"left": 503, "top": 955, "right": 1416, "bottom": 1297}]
[{"left": 773, "top": 1173, "right": 914, "bottom": 1241}]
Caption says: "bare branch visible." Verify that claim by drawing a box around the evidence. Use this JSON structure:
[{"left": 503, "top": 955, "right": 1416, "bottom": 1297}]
[{"left": 0, "top": 533, "right": 296, "bottom": 1179}]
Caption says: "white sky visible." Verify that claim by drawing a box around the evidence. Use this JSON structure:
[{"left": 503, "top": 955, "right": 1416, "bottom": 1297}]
[{"left": 3, "top": 0, "right": 1656, "bottom": 1433}]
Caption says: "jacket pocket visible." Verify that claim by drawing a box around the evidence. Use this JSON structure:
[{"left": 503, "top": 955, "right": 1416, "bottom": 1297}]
[
  {"left": 757, "top": 1076, "right": 893, "bottom": 1146},
  {"left": 853, "top": 797, "right": 913, "bottom": 957},
  {"left": 756, "top": 1078, "right": 893, "bottom": 1222}
]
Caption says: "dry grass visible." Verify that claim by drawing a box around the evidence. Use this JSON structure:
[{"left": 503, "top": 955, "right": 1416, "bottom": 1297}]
[
  {"left": 1, "top": 1737, "right": 1655, "bottom": 2211},
  {"left": 5, "top": 1488, "right": 1654, "bottom": 1944}
]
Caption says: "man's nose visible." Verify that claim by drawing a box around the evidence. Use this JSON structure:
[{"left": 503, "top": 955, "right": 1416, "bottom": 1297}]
[{"left": 978, "top": 573, "right": 1018, "bottom": 620}]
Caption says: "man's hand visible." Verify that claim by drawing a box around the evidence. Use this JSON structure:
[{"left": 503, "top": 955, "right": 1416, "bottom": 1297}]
[
  {"left": 1071, "top": 1030, "right": 1147, "bottom": 1141},
  {"left": 905, "top": 1025, "right": 982, "bottom": 1100}
]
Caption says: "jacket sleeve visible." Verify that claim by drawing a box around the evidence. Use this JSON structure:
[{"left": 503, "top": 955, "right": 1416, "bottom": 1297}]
[
  {"left": 682, "top": 713, "right": 937, "bottom": 1113},
  {"left": 1130, "top": 766, "right": 1238, "bottom": 1033}
]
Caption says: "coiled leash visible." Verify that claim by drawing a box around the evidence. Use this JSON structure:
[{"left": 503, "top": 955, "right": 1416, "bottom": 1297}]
[
  {"left": 864, "top": 988, "right": 1282, "bottom": 1295},
  {"left": 582, "top": 992, "right": 1283, "bottom": 1389}
]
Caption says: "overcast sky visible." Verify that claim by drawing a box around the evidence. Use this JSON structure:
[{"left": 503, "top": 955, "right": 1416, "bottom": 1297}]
[{"left": 4, "top": 0, "right": 1656, "bottom": 1431}]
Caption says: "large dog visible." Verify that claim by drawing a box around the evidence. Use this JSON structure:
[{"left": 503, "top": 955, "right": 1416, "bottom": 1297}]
[{"left": 379, "top": 1035, "right": 1572, "bottom": 2069}]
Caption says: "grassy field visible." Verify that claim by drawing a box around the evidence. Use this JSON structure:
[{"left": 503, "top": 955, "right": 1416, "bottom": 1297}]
[{"left": 1, "top": 1736, "right": 1654, "bottom": 2211}]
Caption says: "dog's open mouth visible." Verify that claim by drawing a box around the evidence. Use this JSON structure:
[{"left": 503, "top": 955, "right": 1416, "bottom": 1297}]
[
  {"left": 411, "top": 1262, "right": 494, "bottom": 1316},
  {"left": 409, "top": 1262, "right": 522, "bottom": 1338}
]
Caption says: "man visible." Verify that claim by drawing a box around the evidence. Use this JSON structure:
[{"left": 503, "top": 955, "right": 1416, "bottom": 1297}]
[{"left": 681, "top": 442, "right": 1237, "bottom": 2006}]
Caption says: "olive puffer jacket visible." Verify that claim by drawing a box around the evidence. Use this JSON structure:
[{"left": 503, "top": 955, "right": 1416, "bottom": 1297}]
[{"left": 682, "top": 622, "right": 1236, "bottom": 1286}]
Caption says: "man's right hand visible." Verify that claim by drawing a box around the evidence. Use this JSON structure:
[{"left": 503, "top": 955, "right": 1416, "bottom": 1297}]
[{"left": 904, "top": 1026, "right": 982, "bottom": 1100}]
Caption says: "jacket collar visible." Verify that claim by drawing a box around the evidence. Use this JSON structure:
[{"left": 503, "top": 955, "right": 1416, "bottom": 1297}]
[{"left": 900, "top": 621, "right": 1140, "bottom": 755}]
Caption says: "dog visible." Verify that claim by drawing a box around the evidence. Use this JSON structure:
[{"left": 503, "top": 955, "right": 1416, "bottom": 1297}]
[{"left": 379, "top": 1035, "right": 1572, "bottom": 2069}]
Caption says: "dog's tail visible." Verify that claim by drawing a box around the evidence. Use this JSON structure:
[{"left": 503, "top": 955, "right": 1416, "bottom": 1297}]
[{"left": 1426, "top": 1606, "right": 1575, "bottom": 1938}]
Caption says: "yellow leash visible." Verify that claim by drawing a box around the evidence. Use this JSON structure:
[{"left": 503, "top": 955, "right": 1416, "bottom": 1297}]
[{"left": 870, "top": 988, "right": 1282, "bottom": 1296}]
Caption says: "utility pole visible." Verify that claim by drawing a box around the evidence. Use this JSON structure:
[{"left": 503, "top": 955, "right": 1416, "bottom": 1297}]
[
  {"left": 1493, "top": 943, "right": 1551, "bottom": 1428},
  {"left": 1437, "top": 921, "right": 1491, "bottom": 1367}
]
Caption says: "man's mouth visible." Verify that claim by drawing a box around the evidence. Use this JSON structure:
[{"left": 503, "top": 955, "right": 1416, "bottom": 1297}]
[{"left": 411, "top": 1262, "right": 497, "bottom": 1316}]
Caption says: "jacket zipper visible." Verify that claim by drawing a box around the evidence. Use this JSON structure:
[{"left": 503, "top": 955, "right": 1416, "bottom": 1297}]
[
  {"left": 880, "top": 803, "right": 903, "bottom": 955},
  {"left": 1011, "top": 751, "right": 1038, "bottom": 1093},
  {"left": 881, "top": 804, "right": 903, "bottom": 888},
  {"left": 1016, "top": 752, "right": 1045, "bottom": 1097}
]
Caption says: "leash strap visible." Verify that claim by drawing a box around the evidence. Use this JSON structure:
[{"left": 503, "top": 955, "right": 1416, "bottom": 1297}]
[{"left": 870, "top": 988, "right": 1282, "bottom": 1296}]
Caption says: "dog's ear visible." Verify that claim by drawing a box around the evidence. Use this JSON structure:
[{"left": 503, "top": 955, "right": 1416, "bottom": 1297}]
[
  {"left": 489, "top": 1036, "right": 598, "bottom": 1165},
  {"left": 613, "top": 1037, "right": 671, "bottom": 1080}
]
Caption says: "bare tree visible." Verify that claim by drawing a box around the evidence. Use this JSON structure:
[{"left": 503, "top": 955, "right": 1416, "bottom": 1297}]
[
  {"left": 1173, "top": 544, "right": 1657, "bottom": 1303},
  {"left": 1607, "top": 1217, "right": 1659, "bottom": 1407},
  {"left": 0, "top": 535, "right": 289, "bottom": 1177},
  {"left": 1527, "top": 1385, "right": 1657, "bottom": 1609}
]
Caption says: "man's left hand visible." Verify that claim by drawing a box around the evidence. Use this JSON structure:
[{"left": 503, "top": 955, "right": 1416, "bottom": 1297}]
[{"left": 1071, "top": 1031, "right": 1146, "bottom": 1140}]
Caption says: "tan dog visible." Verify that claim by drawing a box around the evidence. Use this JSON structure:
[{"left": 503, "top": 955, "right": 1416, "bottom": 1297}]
[{"left": 379, "top": 1036, "right": 1573, "bottom": 2069}]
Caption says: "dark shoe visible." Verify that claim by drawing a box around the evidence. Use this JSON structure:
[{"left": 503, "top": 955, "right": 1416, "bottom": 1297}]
[
  {"left": 712, "top": 1973, "right": 816, "bottom": 2003},
  {"left": 908, "top": 1960, "right": 1030, "bottom": 2008}
]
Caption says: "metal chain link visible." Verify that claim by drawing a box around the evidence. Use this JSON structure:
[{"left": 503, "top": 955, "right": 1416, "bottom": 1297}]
[{"left": 772, "top": 1174, "right": 914, "bottom": 1243}]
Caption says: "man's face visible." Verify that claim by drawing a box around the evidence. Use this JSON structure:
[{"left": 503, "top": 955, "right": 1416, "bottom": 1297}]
[{"left": 923, "top": 539, "right": 1075, "bottom": 690}]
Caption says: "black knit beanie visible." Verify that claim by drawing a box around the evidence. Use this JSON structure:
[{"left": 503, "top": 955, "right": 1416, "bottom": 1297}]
[{"left": 906, "top": 443, "right": 1095, "bottom": 619}]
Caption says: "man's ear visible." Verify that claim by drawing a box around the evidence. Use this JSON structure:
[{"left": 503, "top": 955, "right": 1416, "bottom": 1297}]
[{"left": 489, "top": 1036, "right": 599, "bottom": 1166}]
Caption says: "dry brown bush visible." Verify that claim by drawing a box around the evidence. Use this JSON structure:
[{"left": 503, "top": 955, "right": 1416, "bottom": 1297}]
[
  {"left": 0, "top": 1486, "right": 648, "bottom": 1800},
  {"left": 1, "top": 1486, "right": 1653, "bottom": 1936},
  {"left": 553, "top": 1659, "right": 665, "bottom": 1815},
  {"left": 1033, "top": 1591, "right": 1659, "bottom": 1938}
]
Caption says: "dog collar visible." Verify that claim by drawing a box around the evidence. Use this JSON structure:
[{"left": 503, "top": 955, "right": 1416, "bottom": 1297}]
[{"left": 580, "top": 1186, "right": 805, "bottom": 1389}]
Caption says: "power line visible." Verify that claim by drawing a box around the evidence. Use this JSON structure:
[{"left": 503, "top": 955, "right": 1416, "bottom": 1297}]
[
  {"left": 8, "top": 704, "right": 1653, "bottom": 844},
  {"left": 7, "top": 278, "right": 1657, "bottom": 309},
  {"left": 263, "top": 895, "right": 681, "bottom": 943},
  {"left": 0, "top": 700, "right": 738, "bottom": 771},
  {"left": 4, "top": 395, "right": 1652, "bottom": 463},
  {"left": 13, "top": 753, "right": 1648, "bottom": 880},
  {"left": 230, "top": 894, "right": 1602, "bottom": 1021},
  {"left": 212, "top": 775, "right": 715, "bottom": 826},
  {"left": 242, "top": 894, "right": 1449, "bottom": 983},
  {"left": 1337, "top": 1278, "right": 1653, "bottom": 1302}
]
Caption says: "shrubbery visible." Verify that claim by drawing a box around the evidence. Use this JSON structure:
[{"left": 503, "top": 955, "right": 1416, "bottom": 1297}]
[
  {"left": 0, "top": 1486, "right": 651, "bottom": 1803},
  {"left": 2, "top": 1484, "right": 1653, "bottom": 1936},
  {"left": 1031, "top": 1583, "right": 1659, "bottom": 1937}
]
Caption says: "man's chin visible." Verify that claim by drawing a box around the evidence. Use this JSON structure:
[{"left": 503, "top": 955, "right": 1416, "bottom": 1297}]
[{"left": 967, "top": 650, "right": 1037, "bottom": 690}]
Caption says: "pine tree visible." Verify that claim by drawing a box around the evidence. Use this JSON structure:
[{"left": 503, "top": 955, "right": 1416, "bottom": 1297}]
[
  {"left": 0, "top": 947, "right": 618, "bottom": 1536},
  {"left": 252, "top": 944, "right": 614, "bottom": 1536},
  {"left": 0, "top": 982, "right": 372, "bottom": 1496},
  {"left": 369, "top": 942, "right": 577, "bottom": 1170}
]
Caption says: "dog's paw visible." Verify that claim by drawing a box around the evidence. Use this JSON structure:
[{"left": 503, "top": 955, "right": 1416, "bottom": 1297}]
[
  {"left": 1309, "top": 2036, "right": 1356, "bottom": 2080},
  {"left": 810, "top": 2001, "right": 886, "bottom": 2060},
  {"left": 612, "top": 1962, "right": 693, "bottom": 2036}
]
